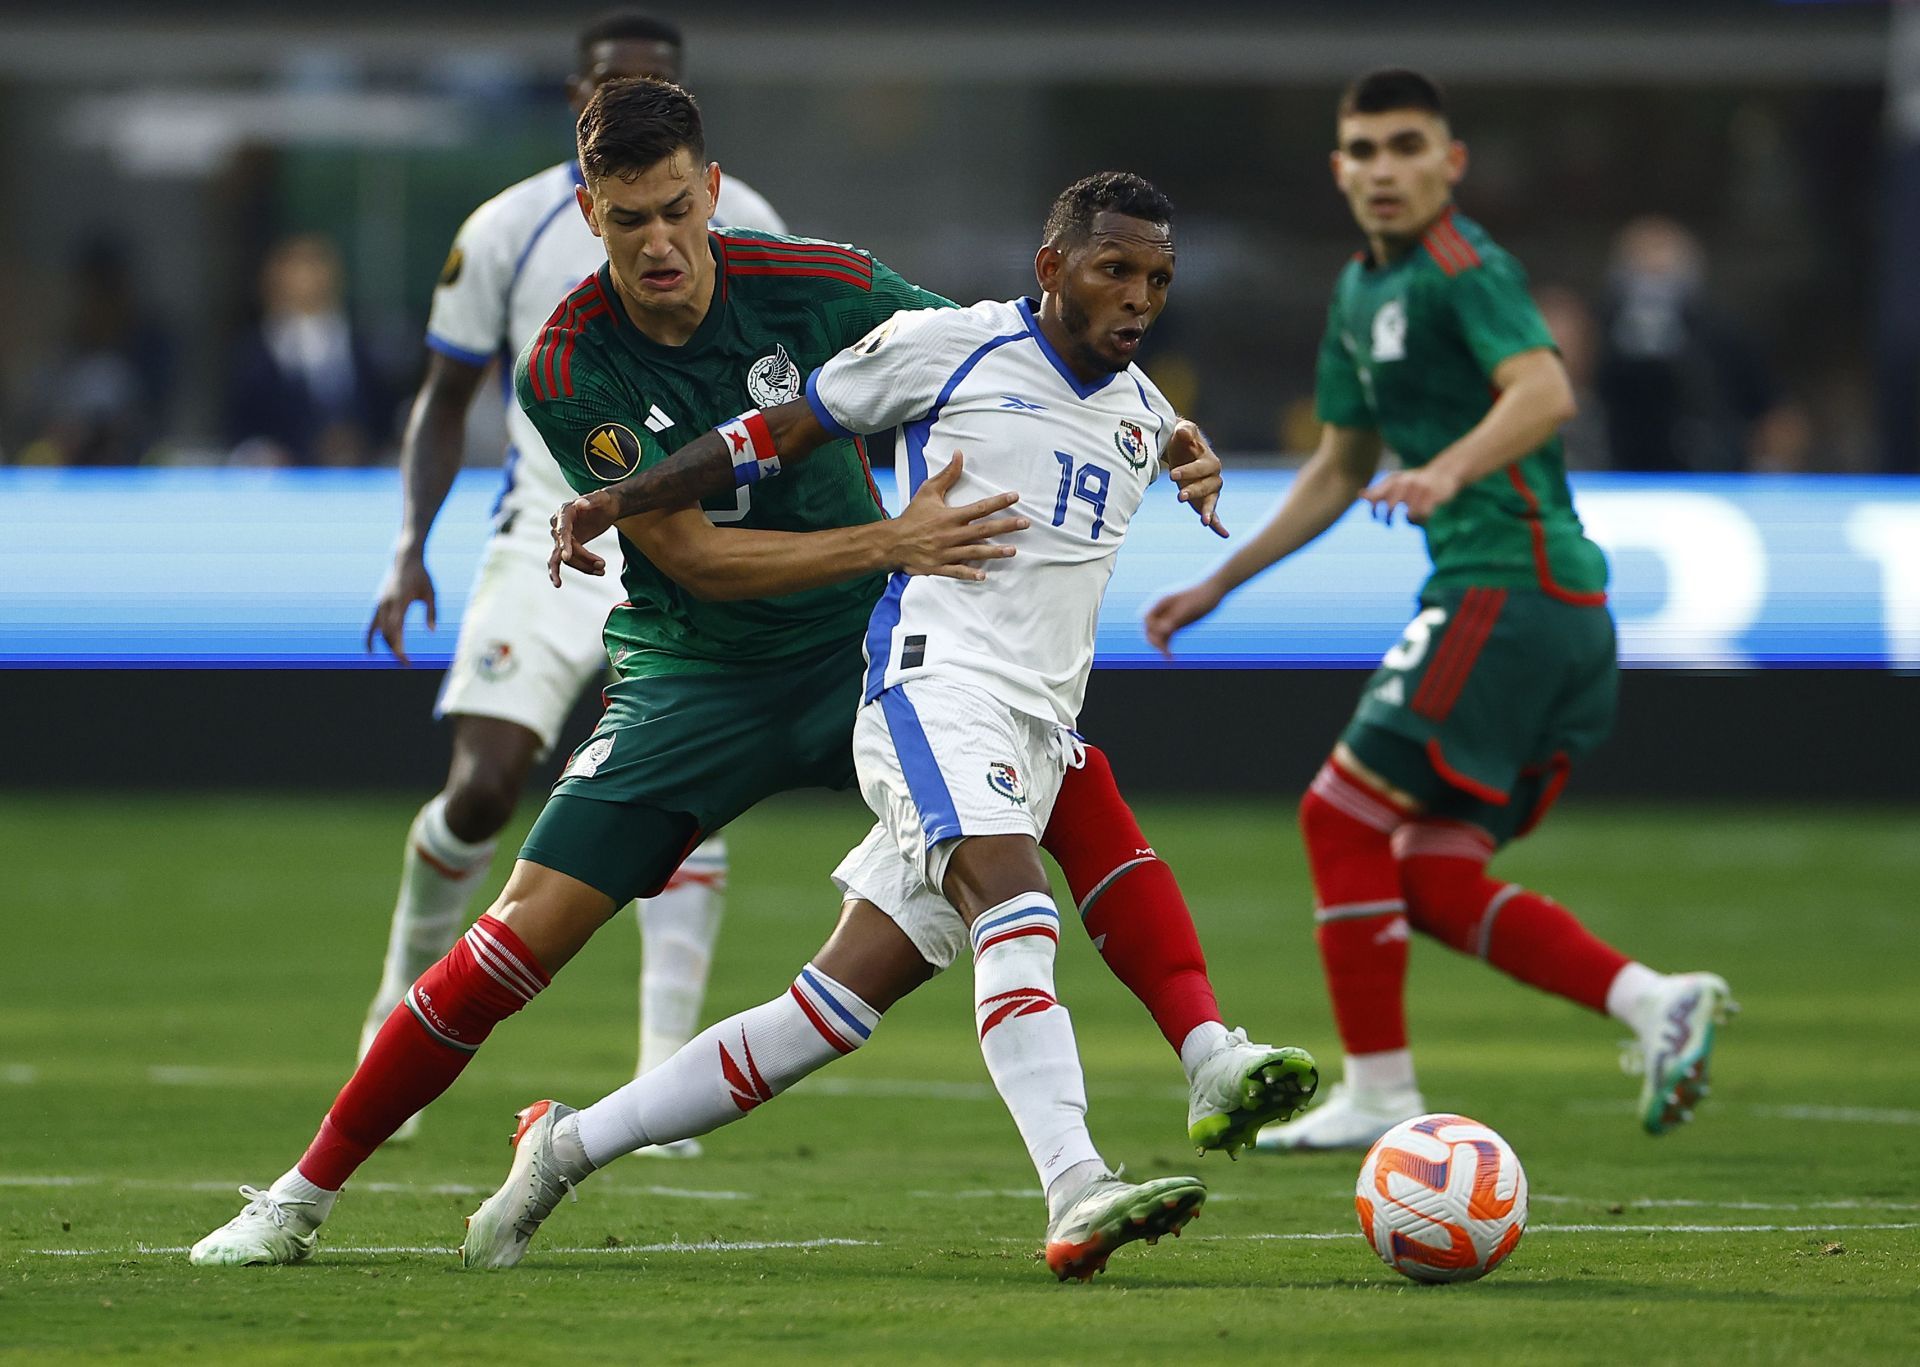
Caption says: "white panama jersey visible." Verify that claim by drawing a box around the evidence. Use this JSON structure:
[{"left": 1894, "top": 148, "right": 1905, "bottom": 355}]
[
  {"left": 426, "top": 159, "right": 785, "bottom": 528},
  {"left": 807, "top": 297, "right": 1176, "bottom": 728}
]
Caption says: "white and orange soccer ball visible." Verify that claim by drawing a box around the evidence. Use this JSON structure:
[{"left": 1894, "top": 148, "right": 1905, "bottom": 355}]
[{"left": 1354, "top": 1113, "right": 1529, "bottom": 1283}]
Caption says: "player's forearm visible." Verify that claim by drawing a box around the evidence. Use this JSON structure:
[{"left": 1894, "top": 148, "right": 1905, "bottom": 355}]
[
  {"left": 601, "top": 399, "right": 831, "bottom": 522},
  {"left": 1425, "top": 370, "right": 1575, "bottom": 491},
  {"left": 395, "top": 364, "right": 484, "bottom": 554},
  {"left": 641, "top": 520, "right": 898, "bottom": 603},
  {"left": 1208, "top": 444, "right": 1371, "bottom": 594}
]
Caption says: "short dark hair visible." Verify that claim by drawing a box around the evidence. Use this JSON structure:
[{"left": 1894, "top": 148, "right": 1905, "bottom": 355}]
[
  {"left": 1043, "top": 172, "right": 1175, "bottom": 247},
  {"left": 1339, "top": 68, "right": 1448, "bottom": 120},
  {"left": 576, "top": 77, "right": 705, "bottom": 183},
  {"left": 577, "top": 10, "right": 682, "bottom": 63}
]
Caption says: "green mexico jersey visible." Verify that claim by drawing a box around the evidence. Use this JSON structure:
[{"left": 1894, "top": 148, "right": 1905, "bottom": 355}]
[
  {"left": 1315, "top": 208, "right": 1608, "bottom": 601},
  {"left": 517, "top": 230, "right": 953, "bottom": 677}
]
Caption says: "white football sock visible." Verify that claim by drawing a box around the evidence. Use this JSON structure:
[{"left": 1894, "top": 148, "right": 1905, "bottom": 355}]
[
  {"left": 635, "top": 835, "right": 728, "bottom": 1077},
  {"left": 1344, "top": 1048, "right": 1417, "bottom": 1097},
  {"left": 970, "top": 892, "right": 1104, "bottom": 1195},
  {"left": 574, "top": 963, "right": 879, "bottom": 1168},
  {"left": 1178, "top": 1021, "right": 1231, "bottom": 1083},
  {"left": 1605, "top": 961, "right": 1665, "bottom": 1028},
  {"left": 269, "top": 1165, "right": 339, "bottom": 1223},
  {"left": 363, "top": 795, "right": 497, "bottom": 1047}
]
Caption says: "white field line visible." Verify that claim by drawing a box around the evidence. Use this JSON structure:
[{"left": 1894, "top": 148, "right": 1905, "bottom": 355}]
[
  {"left": 27, "top": 1224, "right": 1920, "bottom": 1259},
  {"left": 9, "top": 1175, "right": 1920, "bottom": 1217},
  {"left": 0, "top": 1175, "right": 748, "bottom": 1200},
  {"left": 13, "top": 1065, "right": 1920, "bottom": 1127},
  {"left": 30, "top": 1238, "right": 876, "bottom": 1258}
]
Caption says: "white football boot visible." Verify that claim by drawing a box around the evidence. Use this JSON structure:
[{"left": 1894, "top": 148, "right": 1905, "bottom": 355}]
[
  {"left": 1043, "top": 1172, "right": 1207, "bottom": 1282},
  {"left": 1254, "top": 1081, "right": 1424, "bottom": 1153},
  {"left": 1623, "top": 971, "right": 1737, "bottom": 1135},
  {"left": 188, "top": 1185, "right": 328, "bottom": 1266},
  {"left": 1185, "top": 1030, "right": 1319, "bottom": 1157},
  {"left": 461, "top": 1100, "right": 591, "bottom": 1269}
]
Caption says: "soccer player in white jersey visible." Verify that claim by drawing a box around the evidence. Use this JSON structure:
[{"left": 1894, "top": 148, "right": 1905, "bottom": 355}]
[
  {"left": 360, "top": 13, "right": 784, "bottom": 1144},
  {"left": 461, "top": 172, "right": 1316, "bottom": 1281}
]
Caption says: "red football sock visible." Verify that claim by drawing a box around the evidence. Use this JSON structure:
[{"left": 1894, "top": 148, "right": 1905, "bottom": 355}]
[
  {"left": 1394, "top": 822, "right": 1629, "bottom": 1014},
  {"left": 1300, "top": 759, "right": 1412, "bottom": 1056},
  {"left": 297, "top": 915, "right": 550, "bottom": 1190},
  {"left": 1042, "top": 745, "right": 1221, "bottom": 1053}
]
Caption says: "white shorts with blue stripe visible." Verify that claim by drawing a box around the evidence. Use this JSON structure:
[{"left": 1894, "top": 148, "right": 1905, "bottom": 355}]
[{"left": 830, "top": 678, "right": 1076, "bottom": 969}]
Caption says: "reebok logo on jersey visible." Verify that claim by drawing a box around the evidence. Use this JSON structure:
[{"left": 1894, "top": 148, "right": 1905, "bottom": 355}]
[
  {"left": 987, "top": 761, "right": 1026, "bottom": 805},
  {"left": 747, "top": 344, "right": 802, "bottom": 406},
  {"left": 1371, "top": 298, "right": 1407, "bottom": 362},
  {"left": 1000, "top": 394, "right": 1048, "bottom": 411},
  {"left": 583, "top": 423, "right": 642, "bottom": 482},
  {"left": 644, "top": 404, "right": 674, "bottom": 434},
  {"left": 1114, "top": 419, "right": 1150, "bottom": 470}
]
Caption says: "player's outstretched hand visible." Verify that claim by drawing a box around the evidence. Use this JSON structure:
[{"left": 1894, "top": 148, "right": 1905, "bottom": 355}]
[
  {"left": 890, "top": 452, "right": 1028, "bottom": 582},
  {"left": 549, "top": 493, "right": 617, "bottom": 586},
  {"left": 1142, "top": 579, "right": 1226, "bottom": 659},
  {"left": 1362, "top": 466, "right": 1461, "bottom": 527},
  {"left": 365, "top": 551, "right": 436, "bottom": 667},
  {"left": 1167, "top": 419, "right": 1229, "bottom": 539}
]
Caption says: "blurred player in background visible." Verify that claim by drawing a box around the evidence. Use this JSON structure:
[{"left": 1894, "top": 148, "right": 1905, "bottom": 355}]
[
  {"left": 459, "top": 169, "right": 1312, "bottom": 1281},
  {"left": 192, "top": 82, "right": 1294, "bottom": 1269},
  {"left": 1146, "top": 69, "right": 1735, "bottom": 1150},
  {"left": 359, "top": 12, "right": 784, "bottom": 1148}
]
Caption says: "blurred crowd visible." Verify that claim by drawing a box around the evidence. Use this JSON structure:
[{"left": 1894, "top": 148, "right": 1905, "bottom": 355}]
[
  {"left": 8, "top": 231, "right": 399, "bottom": 469},
  {"left": 0, "top": 212, "right": 1852, "bottom": 475}
]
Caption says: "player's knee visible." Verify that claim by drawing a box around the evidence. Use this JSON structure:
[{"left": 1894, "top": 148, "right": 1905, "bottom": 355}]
[
  {"left": 442, "top": 770, "right": 520, "bottom": 840},
  {"left": 1394, "top": 825, "right": 1496, "bottom": 952}
]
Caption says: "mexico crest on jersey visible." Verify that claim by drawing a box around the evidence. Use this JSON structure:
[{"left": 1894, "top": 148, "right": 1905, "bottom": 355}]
[
  {"left": 1113, "top": 419, "right": 1150, "bottom": 471},
  {"left": 987, "top": 761, "right": 1027, "bottom": 805},
  {"left": 583, "top": 422, "right": 642, "bottom": 482},
  {"left": 747, "top": 344, "right": 802, "bottom": 407},
  {"left": 564, "top": 735, "right": 615, "bottom": 781},
  {"left": 1371, "top": 297, "right": 1408, "bottom": 362}
]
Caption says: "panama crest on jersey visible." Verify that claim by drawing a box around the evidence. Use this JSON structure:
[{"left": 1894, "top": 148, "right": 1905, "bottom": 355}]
[
  {"left": 1113, "top": 419, "right": 1150, "bottom": 471},
  {"left": 1372, "top": 298, "right": 1408, "bottom": 362},
  {"left": 987, "top": 761, "right": 1027, "bottom": 805},
  {"left": 747, "top": 344, "right": 803, "bottom": 407}
]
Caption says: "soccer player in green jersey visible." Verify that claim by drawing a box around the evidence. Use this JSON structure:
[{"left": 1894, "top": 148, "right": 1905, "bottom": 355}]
[
  {"left": 193, "top": 79, "right": 1302, "bottom": 1269},
  {"left": 1146, "top": 69, "right": 1735, "bottom": 1151}
]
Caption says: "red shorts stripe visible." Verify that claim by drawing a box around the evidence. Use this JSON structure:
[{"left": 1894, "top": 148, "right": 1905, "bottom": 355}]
[
  {"left": 1425, "top": 737, "right": 1510, "bottom": 805},
  {"left": 788, "top": 985, "right": 856, "bottom": 1054},
  {"left": 1411, "top": 589, "right": 1504, "bottom": 721}
]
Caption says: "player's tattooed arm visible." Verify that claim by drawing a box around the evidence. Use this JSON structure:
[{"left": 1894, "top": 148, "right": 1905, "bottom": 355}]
[
  {"left": 1362, "top": 347, "right": 1575, "bottom": 525},
  {"left": 613, "top": 454, "right": 1025, "bottom": 601},
  {"left": 1164, "top": 419, "right": 1228, "bottom": 539},
  {"left": 548, "top": 399, "right": 830, "bottom": 584}
]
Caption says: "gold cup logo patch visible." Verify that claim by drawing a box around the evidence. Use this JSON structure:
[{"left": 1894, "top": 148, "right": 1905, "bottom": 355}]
[{"left": 583, "top": 422, "right": 642, "bottom": 482}]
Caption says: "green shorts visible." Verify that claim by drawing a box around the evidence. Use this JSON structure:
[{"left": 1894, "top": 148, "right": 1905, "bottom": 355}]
[
  {"left": 519, "top": 635, "right": 865, "bottom": 904},
  {"left": 1341, "top": 586, "right": 1617, "bottom": 845}
]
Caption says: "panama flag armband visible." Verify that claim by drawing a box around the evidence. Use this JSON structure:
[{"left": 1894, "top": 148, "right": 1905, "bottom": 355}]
[{"left": 716, "top": 409, "right": 782, "bottom": 487}]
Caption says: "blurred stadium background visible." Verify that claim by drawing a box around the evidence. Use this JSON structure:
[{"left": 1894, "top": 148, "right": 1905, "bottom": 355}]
[
  {"left": 1, "top": 0, "right": 1914, "bottom": 799},
  {"left": 2, "top": 4, "right": 1917, "bottom": 1357}
]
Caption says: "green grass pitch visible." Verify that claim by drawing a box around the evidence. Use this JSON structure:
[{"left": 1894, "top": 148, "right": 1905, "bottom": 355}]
[{"left": 3, "top": 793, "right": 1917, "bottom": 1363}]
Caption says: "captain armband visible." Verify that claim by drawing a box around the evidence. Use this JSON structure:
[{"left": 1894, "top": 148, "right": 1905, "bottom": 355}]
[{"left": 714, "top": 409, "right": 782, "bottom": 487}]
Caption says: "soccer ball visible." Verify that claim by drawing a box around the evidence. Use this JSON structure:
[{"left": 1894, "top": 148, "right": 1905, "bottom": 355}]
[{"left": 1354, "top": 1113, "right": 1529, "bottom": 1283}]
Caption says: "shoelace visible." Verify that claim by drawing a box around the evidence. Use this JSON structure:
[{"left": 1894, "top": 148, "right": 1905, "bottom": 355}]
[{"left": 236, "top": 1185, "right": 312, "bottom": 1229}]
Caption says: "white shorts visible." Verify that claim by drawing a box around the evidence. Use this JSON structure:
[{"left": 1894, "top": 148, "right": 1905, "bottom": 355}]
[
  {"left": 434, "top": 520, "right": 623, "bottom": 757},
  {"left": 830, "top": 678, "right": 1078, "bottom": 968}
]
